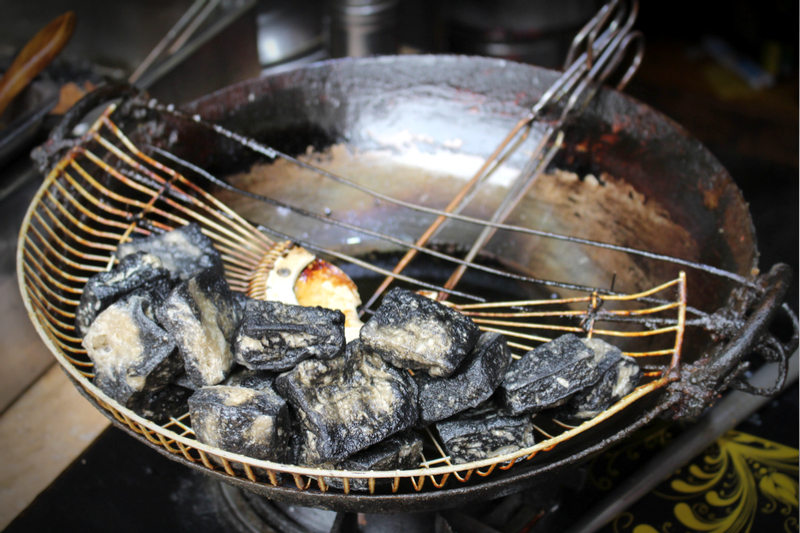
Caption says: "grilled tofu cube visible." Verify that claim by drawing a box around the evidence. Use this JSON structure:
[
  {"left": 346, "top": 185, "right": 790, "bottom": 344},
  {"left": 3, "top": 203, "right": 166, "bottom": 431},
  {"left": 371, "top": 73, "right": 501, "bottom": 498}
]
[
  {"left": 360, "top": 288, "right": 481, "bottom": 378},
  {"left": 436, "top": 401, "right": 535, "bottom": 464},
  {"left": 275, "top": 339, "right": 418, "bottom": 464},
  {"left": 231, "top": 290, "right": 248, "bottom": 313},
  {"left": 323, "top": 431, "right": 424, "bottom": 491},
  {"left": 157, "top": 269, "right": 242, "bottom": 388},
  {"left": 188, "top": 385, "right": 290, "bottom": 463},
  {"left": 560, "top": 339, "right": 642, "bottom": 420},
  {"left": 416, "top": 332, "right": 512, "bottom": 425},
  {"left": 173, "top": 371, "right": 199, "bottom": 390},
  {"left": 83, "top": 290, "right": 181, "bottom": 409},
  {"left": 233, "top": 300, "right": 345, "bottom": 371},
  {"left": 75, "top": 252, "right": 172, "bottom": 338},
  {"left": 500, "top": 334, "right": 608, "bottom": 415},
  {"left": 136, "top": 384, "right": 193, "bottom": 425},
  {"left": 116, "top": 223, "right": 224, "bottom": 281}
]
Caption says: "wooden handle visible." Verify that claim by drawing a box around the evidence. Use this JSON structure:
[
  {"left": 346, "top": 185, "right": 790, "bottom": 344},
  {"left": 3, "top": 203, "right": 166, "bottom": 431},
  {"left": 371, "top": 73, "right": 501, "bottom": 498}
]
[{"left": 0, "top": 12, "right": 76, "bottom": 116}]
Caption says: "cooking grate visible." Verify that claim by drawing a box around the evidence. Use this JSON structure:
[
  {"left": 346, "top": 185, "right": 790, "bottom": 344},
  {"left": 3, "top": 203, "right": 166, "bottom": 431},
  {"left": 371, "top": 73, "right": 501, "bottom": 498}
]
[{"left": 18, "top": 99, "right": 690, "bottom": 495}]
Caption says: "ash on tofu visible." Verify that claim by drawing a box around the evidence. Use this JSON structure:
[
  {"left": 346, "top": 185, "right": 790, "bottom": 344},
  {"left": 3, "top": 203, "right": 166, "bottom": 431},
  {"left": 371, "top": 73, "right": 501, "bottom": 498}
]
[
  {"left": 75, "top": 252, "right": 172, "bottom": 338},
  {"left": 234, "top": 299, "right": 345, "bottom": 371},
  {"left": 322, "top": 431, "right": 424, "bottom": 491},
  {"left": 500, "top": 334, "right": 608, "bottom": 415},
  {"left": 416, "top": 332, "right": 512, "bottom": 426},
  {"left": 116, "top": 223, "right": 224, "bottom": 281},
  {"left": 188, "top": 385, "right": 290, "bottom": 463},
  {"left": 137, "top": 384, "right": 193, "bottom": 425},
  {"left": 436, "top": 401, "right": 535, "bottom": 464},
  {"left": 275, "top": 339, "right": 418, "bottom": 464},
  {"left": 360, "top": 288, "right": 481, "bottom": 378},
  {"left": 560, "top": 338, "right": 642, "bottom": 421},
  {"left": 157, "top": 268, "right": 242, "bottom": 388},
  {"left": 83, "top": 290, "right": 182, "bottom": 410}
]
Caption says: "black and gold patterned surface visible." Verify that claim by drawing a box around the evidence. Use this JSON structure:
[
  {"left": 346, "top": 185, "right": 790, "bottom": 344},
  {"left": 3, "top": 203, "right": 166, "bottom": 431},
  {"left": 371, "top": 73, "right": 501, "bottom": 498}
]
[{"left": 586, "top": 382, "right": 799, "bottom": 533}]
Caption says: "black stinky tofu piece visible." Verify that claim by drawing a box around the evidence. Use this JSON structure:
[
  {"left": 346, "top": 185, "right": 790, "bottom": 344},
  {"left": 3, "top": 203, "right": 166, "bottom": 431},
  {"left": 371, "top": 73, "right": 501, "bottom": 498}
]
[
  {"left": 287, "top": 428, "right": 309, "bottom": 466},
  {"left": 83, "top": 290, "right": 182, "bottom": 409},
  {"left": 75, "top": 252, "right": 172, "bottom": 338},
  {"left": 173, "top": 371, "right": 199, "bottom": 390},
  {"left": 323, "top": 431, "right": 424, "bottom": 491},
  {"left": 436, "top": 401, "right": 535, "bottom": 464},
  {"left": 222, "top": 366, "right": 278, "bottom": 392},
  {"left": 499, "top": 334, "right": 606, "bottom": 415},
  {"left": 360, "top": 288, "right": 481, "bottom": 378},
  {"left": 560, "top": 339, "right": 642, "bottom": 420},
  {"left": 135, "top": 384, "right": 193, "bottom": 425},
  {"left": 231, "top": 290, "right": 249, "bottom": 314},
  {"left": 175, "top": 364, "right": 276, "bottom": 391},
  {"left": 188, "top": 385, "right": 290, "bottom": 463},
  {"left": 116, "top": 223, "right": 223, "bottom": 281},
  {"left": 157, "top": 268, "right": 243, "bottom": 388},
  {"left": 174, "top": 366, "right": 275, "bottom": 392},
  {"left": 416, "top": 332, "right": 512, "bottom": 425},
  {"left": 275, "top": 339, "right": 418, "bottom": 464},
  {"left": 234, "top": 299, "right": 345, "bottom": 371}
]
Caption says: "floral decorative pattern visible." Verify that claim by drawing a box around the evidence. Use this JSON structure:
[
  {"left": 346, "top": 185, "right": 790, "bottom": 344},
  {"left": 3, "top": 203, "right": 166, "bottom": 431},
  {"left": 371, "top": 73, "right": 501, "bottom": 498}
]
[{"left": 600, "top": 430, "right": 798, "bottom": 533}]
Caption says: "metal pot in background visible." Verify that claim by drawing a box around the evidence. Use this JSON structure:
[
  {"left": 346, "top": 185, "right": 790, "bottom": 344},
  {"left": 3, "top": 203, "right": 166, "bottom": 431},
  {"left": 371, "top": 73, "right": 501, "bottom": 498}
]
[
  {"left": 327, "top": 0, "right": 400, "bottom": 58},
  {"left": 256, "top": 0, "right": 327, "bottom": 73},
  {"left": 444, "top": 0, "right": 597, "bottom": 68}
]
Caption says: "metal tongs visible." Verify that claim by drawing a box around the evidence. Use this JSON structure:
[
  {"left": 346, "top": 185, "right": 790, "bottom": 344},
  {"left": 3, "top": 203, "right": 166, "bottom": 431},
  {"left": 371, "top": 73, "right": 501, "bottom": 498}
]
[
  {"left": 128, "top": 0, "right": 256, "bottom": 89},
  {"left": 362, "top": 0, "right": 645, "bottom": 311}
]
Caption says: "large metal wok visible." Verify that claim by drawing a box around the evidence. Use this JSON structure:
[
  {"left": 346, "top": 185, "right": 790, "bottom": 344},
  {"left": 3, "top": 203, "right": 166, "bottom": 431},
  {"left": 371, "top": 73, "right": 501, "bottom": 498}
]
[{"left": 23, "top": 55, "right": 796, "bottom": 513}]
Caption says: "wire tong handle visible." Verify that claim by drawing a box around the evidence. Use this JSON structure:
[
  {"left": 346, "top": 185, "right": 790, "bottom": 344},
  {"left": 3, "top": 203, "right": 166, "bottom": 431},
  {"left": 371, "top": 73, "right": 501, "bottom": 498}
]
[{"left": 361, "top": 0, "right": 646, "bottom": 308}]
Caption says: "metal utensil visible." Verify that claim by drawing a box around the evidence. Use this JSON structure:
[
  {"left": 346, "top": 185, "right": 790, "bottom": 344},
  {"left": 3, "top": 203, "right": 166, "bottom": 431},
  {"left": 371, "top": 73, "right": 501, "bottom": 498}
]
[{"left": 0, "top": 12, "right": 75, "bottom": 116}]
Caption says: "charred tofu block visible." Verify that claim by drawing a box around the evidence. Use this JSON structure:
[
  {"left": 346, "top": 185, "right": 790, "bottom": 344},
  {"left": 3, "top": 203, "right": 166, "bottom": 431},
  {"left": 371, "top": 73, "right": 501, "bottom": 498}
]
[
  {"left": 416, "top": 332, "right": 512, "bottom": 425},
  {"left": 157, "top": 269, "right": 242, "bottom": 388},
  {"left": 436, "top": 402, "right": 535, "bottom": 464},
  {"left": 234, "top": 300, "right": 345, "bottom": 371},
  {"left": 175, "top": 366, "right": 277, "bottom": 392},
  {"left": 83, "top": 290, "right": 182, "bottom": 409},
  {"left": 500, "top": 334, "right": 607, "bottom": 415},
  {"left": 582, "top": 338, "right": 623, "bottom": 376},
  {"left": 231, "top": 290, "right": 249, "bottom": 314},
  {"left": 173, "top": 372, "right": 199, "bottom": 390},
  {"left": 75, "top": 252, "right": 172, "bottom": 338},
  {"left": 116, "top": 223, "right": 224, "bottom": 281},
  {"left": 560, "top": 339, "right": 642, "bottom": 420},
  {"left": 324, "top": 431, "right": 424, "bottom": 491},
  {"left": 275, "top": 339, "right": 418, "bottom": 464},
  {"left": 287, "top": 429, "right": 310, "bottom": 466},
  {"left": 188, "top": 386, "right": 290, "bottom": 463},
  {"left": 360, "top": 288, "right": 481, "bottom": 378},
  {"left": 222, "top": 366, "right": 278, "bottom": 392},
  {"left": 135, "top": 384, "right": 193, "bottom": 425}
]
